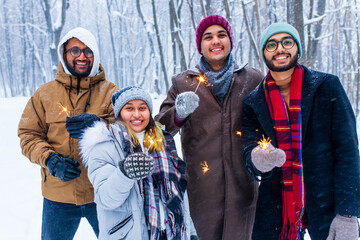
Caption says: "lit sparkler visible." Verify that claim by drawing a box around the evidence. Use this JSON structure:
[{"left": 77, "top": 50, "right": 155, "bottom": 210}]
[
  {"left": 257, "top": 134, "right": 271, "bottom": 150},
  {"left": 58, "top": 102, "right": 70, "bottom": 116},
  {"left": 201, "top": 161, "right": 210, "bottom": 175},
  {"left": 146, "top": 135, "right": 163, "bottom": 150},
  {"left": 194, "top": 75, "right": 207, "bottom": 93}
]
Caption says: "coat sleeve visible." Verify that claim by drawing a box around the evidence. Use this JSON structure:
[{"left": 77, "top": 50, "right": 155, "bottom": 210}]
[
  {"left": 329, "top": 76, "right": 360, "bottom": 217},
  {"left": 154, "top": 76, "right": 181, "bottom": 136},
  {"left": 86, "top": 141, "right": 136, "bottom": 210},
  {"left": 99, "top": 83, "right": 119, "bottom": 124},
  {"left": 242, "top": 99, "right": 272, "bottom": 181},
  {"left": 17, "top": 91, "right": 55, "bottom": 167},
  {"left": 183, "top": 191, "right": 198, "bottom": 237}
]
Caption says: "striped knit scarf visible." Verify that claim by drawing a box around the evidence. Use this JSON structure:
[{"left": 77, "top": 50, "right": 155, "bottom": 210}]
[
  {"left": 264, "top": 64, "right": 305, "bottom": 240},
  {"left": 143, "top": 133, "right": 187, "bottom": 240}
]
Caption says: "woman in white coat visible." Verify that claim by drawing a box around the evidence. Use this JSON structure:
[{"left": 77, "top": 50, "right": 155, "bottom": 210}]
[{"left": 79, "top": 86, "right": 198, "bottom": 240}]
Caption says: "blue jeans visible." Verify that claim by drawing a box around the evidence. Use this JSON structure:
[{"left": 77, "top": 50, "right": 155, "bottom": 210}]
[{"left": 41, "top": 198, "right": 99, "bottom": 240}]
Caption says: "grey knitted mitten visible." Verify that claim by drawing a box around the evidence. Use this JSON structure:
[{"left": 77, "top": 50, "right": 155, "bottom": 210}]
[
  {"left": 175, "top": 91, "right": 200, "bottom": 119},
  {"left": 326, "top": 215, "right": 359, "bottom": 240},
  {"left": 119, "top": 153, "right": 154, "bottom": 180},
  {"left": 251, "top": 143, "right": 286, "bottom": 172}
]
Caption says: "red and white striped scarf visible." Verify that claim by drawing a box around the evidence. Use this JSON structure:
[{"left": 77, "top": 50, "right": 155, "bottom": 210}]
[{"left": 264, "top": 64, "right": 306, "bottom": 240}]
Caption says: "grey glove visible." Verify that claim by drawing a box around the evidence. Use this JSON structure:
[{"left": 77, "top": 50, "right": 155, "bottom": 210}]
[
  {"left": 175, "top": 91, "right": 199, "bottom": 119},
  {"left": 326, "top": 215, "right": 359, "bottom": 240},
  {"left": 251, "top": 143, "right": 286, "bottom": 172},
  {"left": 119, "top": 152, "right": 154, "bottom": 180}
]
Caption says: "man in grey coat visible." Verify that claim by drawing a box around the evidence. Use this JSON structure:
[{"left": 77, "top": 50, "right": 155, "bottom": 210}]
[{"left": 155, "top": 15, "right": 263, "bottom": 240}]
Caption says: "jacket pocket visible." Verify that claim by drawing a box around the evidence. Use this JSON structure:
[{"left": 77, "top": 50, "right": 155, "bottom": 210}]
[{"left": 108, "top": 214, "right": 134, "bottom": 238}]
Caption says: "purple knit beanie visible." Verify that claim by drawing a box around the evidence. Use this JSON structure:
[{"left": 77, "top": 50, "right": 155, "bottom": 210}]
[{"left": 196, "top": 15, "right": 234, "bottom": 54}]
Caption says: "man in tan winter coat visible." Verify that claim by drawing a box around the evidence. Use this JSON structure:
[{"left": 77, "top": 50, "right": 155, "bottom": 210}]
[
  {"left": 155, "top": 15, "right": 263, "bottom": 240},
  {"left": 18, "top": 27, "right": 118, "bottom": 239}
]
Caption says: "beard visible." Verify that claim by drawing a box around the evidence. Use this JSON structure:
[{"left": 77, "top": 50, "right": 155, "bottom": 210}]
[
  {"left": 65, "top": 59, "right": 92, "bottom": 78},
  {"left": 265, "top": 50, "right": 299, "bottom": 72}
]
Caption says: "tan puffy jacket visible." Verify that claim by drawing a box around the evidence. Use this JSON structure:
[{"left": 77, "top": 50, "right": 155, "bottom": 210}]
[{"left": 18, "top": 63, "right": 119, "bottom": 205}]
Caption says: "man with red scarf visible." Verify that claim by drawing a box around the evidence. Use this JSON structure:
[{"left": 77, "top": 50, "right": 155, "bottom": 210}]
[{"left": 242, "top": 22, "right": 360, "bottom": 240}]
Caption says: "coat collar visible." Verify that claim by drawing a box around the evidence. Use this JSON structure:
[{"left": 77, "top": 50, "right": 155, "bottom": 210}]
[
  {"left": 55, "top": 62, "right": 106, "bottom": 89},
  {"left": 243, "top": 65, "right": 328, "bottom": 144}
]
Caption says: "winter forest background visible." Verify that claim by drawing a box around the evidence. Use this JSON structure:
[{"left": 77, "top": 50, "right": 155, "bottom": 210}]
[
  {"left": 1, "top": 0, "right": 360, "bottom": 118},
  {"left": 0, "top": 1, "right": 359, "bottom": 239}
]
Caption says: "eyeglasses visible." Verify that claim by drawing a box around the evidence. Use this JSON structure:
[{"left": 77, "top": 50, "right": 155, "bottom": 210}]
[
  {"left": 65, "top": 47, "right": 94, "bottom": 58},
  {"left": 264, "top": 37, "right": 295, "bottom": 52}
]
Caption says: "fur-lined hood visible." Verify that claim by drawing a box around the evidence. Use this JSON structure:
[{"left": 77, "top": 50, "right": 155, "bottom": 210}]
[{"left": 79, "top": 121, "right": 114, "bottom": 167}]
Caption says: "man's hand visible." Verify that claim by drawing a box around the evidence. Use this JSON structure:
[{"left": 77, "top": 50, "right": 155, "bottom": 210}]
[
  {"left": 45, "top": 153, "right": 81, "bottom": 181},
  {"left": 119, "top": 153, "right": 154, "bottom": 180},
  {"left": 251, "top": 143, "right": 286, "bottom": 172},
  {"left": 66, "top": 113, "right": 100, "bottom": 139},
  {"left": 175, "top": 91, "right": 199, "bottom": 119}
]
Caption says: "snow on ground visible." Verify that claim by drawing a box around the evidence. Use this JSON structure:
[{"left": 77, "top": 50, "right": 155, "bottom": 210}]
[
  {"left": 1, "top": 96, "right": 358, "bottom": 239},
  {"left": 0, "top": 96, "right": 174, "bottom": 240}
]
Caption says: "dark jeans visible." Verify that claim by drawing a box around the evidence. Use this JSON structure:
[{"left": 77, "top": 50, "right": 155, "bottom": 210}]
[{"left": 41, "top": 198, "right": 99, "bottom": 240}]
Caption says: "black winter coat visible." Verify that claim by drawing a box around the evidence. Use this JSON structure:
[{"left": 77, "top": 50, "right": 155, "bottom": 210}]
[{"left": 242, "top": 66, "right": 360, "bottom": 239}]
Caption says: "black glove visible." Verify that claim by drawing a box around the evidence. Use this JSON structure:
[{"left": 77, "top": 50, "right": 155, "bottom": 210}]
[
  {"left": 191, "top": 235, "right": 199, "bottom": 240},
  {"left": 45, "top": 153, "right": 81, "bottom": 181},
  {"left": 119, "top": 153, "right": 154, "bottom": 180},
  {"left": 66, "top": 113, "right": 100, "bottom": 139}
]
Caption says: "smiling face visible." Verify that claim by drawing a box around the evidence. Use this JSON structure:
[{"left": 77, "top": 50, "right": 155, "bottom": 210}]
[
  {"left": 120, "top": 99, "right": 150, "bottom": 133},
  {"left": 63, "top": 38, "right": 93, "bottom": 78},
  {"left": 200, "top": 25, "right": 231, "bottom": 71},
  {"left": 263, "top": 33, "right": 299, "bottom": 72}
]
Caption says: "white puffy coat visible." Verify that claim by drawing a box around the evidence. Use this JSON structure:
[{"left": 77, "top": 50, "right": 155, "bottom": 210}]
[{"left": 79, "top": 121, "right": 196, "bottom": 240}]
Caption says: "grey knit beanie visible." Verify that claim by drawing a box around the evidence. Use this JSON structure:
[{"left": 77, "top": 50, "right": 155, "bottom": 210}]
[{"left": 111, "top": 86, "right": 153, "bottom": 118}]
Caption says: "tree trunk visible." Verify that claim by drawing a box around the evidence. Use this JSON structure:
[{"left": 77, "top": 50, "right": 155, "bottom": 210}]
[
  {"left": 287, "top": 0, "right": 304, "bottom": 64},
  {"left": 151, "top": 0, "right": 169, "bottom": 91},
  {"left": 106, "top": 0, "right": 120, "bottom": 86},
  {"left": 42, "top": 0, "right": 68, "bottom": 78},
  {"left": 136, "top": 0, "right": 160, "bottom": 92},
  {"left": 241, "top": 0, "right": 262, "bottom": 71},
  {"left": 224, "top": 0, "right": 230, "bottom": 20},
  {"left": 306, "top": 0, "right": 326, "bottom": 68},
  {"left": 3, "top": 0, "right": 15, "bottom": 96},
  {"left": 169, "top": 0, "right": 187, "bottom": 72}
]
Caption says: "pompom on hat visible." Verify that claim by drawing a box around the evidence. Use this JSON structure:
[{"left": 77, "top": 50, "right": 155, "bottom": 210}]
[
  {"left": 111, "top": 86, "right": 153, "bottom": 118},
  {"left": 259, "top": 22, "right": 302, "bottom": 61},
  {"left": 196, "top": 15, "right": 234, "bottom": 54}
]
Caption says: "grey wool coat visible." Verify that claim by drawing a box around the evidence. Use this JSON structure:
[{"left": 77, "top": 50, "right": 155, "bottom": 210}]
[
  {"left": 79, "top": 121, "right": 196, "bottom": 240},
  {"left": 155, "top": 62, "right": 263, "bottom": 240}
]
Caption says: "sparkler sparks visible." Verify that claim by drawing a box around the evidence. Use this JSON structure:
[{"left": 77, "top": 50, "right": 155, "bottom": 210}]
[
  {"left": 194, "top": 75, "right": 207, "bottom": 93},
  {"left": 257, "top": 134, "right": 271, "bottom": 150},
  {"left": 147, "top": 135, "right": 163, "bottom": 149},
  {"left": 58, "top": 102, "right": 70, "bottom": 116},
  {"left": 201, "top": 161, "right": 210, "bottom": 175}
]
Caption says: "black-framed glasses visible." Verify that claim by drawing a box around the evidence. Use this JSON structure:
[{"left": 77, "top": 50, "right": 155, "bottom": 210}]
[
  {"left": 265, "top": 37, "right": 295, "bottom": 52},
  {"left": 65, "top": 47, "right": 94, "bottom": 58}
]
